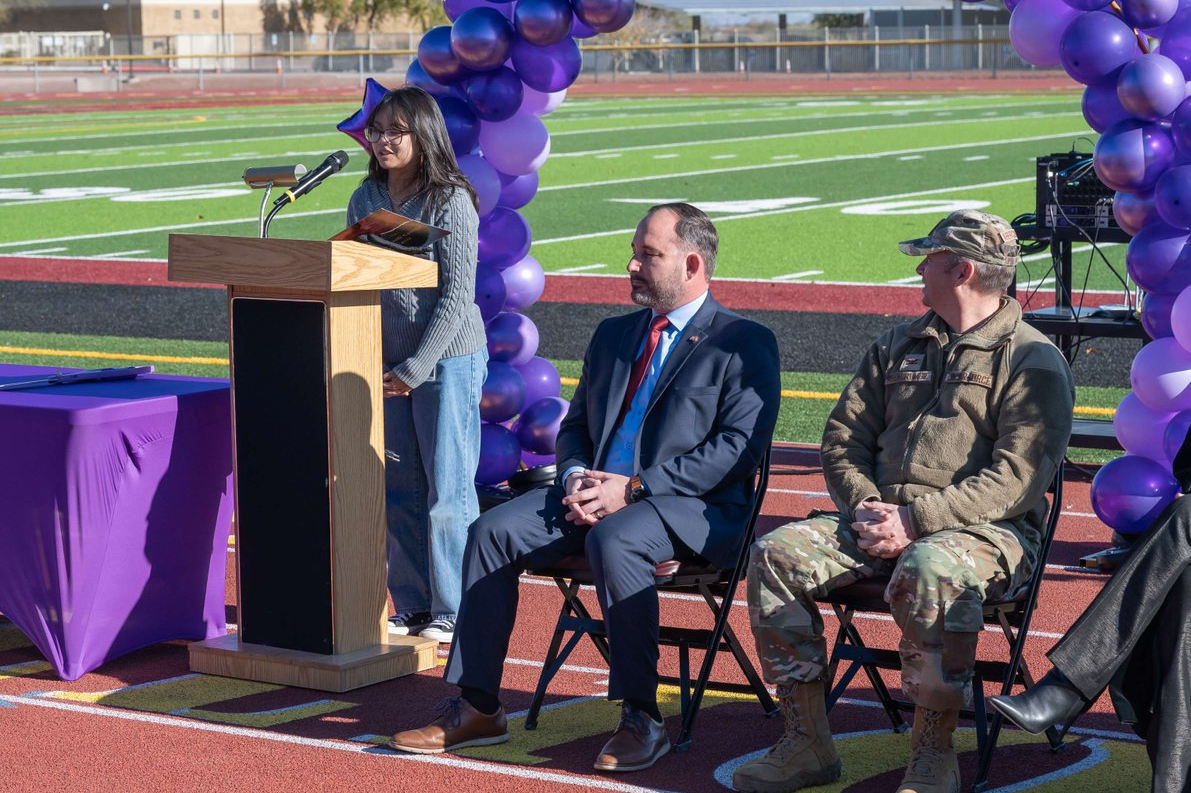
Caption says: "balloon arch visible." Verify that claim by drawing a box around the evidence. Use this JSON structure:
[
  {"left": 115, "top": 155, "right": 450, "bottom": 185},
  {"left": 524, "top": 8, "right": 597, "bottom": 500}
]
[{"left": 337, "top": 0, "right": 635, "bottom": 486}]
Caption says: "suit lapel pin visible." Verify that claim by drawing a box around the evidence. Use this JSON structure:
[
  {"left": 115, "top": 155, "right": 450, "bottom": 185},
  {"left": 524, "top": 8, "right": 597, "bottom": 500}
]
[{"left": 688, "top": 335, "right": 701, "bottom": 344}]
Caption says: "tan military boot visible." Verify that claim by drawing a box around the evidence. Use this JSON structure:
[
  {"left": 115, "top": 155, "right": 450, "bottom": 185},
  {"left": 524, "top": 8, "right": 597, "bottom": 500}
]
[
  {"left": 732, "top": 680, "right": 842, "bottom": 793},
  {"left": 896, "top": 707, "right": 960, "bottom": 793}
]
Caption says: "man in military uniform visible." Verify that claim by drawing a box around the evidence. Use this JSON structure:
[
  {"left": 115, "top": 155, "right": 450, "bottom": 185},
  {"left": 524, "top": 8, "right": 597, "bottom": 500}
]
[{"left": 734, "top": 211, "right": 1074, "bottom": 793}]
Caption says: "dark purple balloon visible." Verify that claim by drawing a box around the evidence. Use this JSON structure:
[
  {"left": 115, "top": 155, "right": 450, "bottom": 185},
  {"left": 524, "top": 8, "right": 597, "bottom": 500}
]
[
  {"left": 405, "top": 59, "right": 454, "bottom": 98},
  {"left": 501, "top": 254, "right": 545, "bottom": 310},
  {"left": 515, "top": 355, "right": 562, "bottom": 405},
  {"left": 480, "top": 361, "right": 527, "bottom": 423},
  {"left": 478, "top": 207, "right": 532, "bottom": 269},
  {"left": 514, "top": 0, "right": 574, "bottom": 46},
  {"left": 437, "top": 95, "right": 481, "bottom": 155},
  {"left": 514, "top": 396, "right": 570, "bottom": 454},
  {"left": 1091, "top": 453, "right": 1180, "bottom": 533},
  {"left": 521, "top": 449, "right": 556, "bottom": 468},
  {"left": 1083, "top": 79, "right": 1133, "bottom": 133},
  {"left": 573, "top": 0, "right": 635, "bottom": 33},
  {"left": 1159, "top": 8, "right": 1191, "bottom": 79},
  {"left": 1172, "top": 98, "right": 1191, "bottom": 159},
  {"left": 418, "top": 25, "right": 474, "bottom": 84},
  {"left": 337, "top": 77, "right": 391, "bottom": 152},
  {"left": 1004, "top": 0, "right": 1022, "bottom": 9},
  {"left": 1094, "top": 118, "right": 1176, "bottom": 191},
  {"left": 458, "top": 154, "right": 502, "bottom": 215},
  {"left": 1126, "top": 220, "right": 1191, "bottom": 291},
  {"left": 1117, "top": 54, "right": 1187, "bottom": 122},
  {"left": 497, "top": 170, "right": 539, "bottom": 209},
  {"left": 1060, "top": 11, "right": 1142, "bottom": 85},
  {"left": 1115, "top": 189, "right": 1159, "bottom": 234},
  {"left": 1156, "top": 164, "right": 1191, "bottom": 229},
  {"left": 571, "top": 13, "right": 598, "bottom": 38},
  {"left": 475, "top": 263, "right": 508, "bottom": 321},
  {"left": 486, "top": 312, "right": 540, "bottom": 365},
  {"left": 1142, "top": 288, "right": 1180, "bottom": 338},
  {"left": 445, "top": 0, "right": 510, "bottom": 20},
  {"left": 477, "top": 422, "right": 522, "bottom": 485},
  {"left": 1164, "top": 408, "right": 1191, "bottom": 459},
  {"left": 1121, "top": 0, "right": 1179, "bottom": 28},
  {"left": 511, "top": 36, "right": 583, "bottom": 93},
  {"left": 463, "top": 65, "right": 524, "bottom": 122},
  {"left": 451, "top": 7, "right": 515, "bottom": 72}
]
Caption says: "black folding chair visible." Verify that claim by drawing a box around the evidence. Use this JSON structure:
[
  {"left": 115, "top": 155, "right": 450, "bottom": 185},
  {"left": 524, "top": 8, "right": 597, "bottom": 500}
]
[
  {"left": 524, "top": 447, "right": 777, "bottom": 751},
  {"left": 817, "top": 462, "right": 1066, "bottom": 792}
]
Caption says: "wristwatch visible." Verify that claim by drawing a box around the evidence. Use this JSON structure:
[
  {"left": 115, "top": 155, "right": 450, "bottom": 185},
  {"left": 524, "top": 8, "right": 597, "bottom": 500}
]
[{"left": 625, "top": 475, "right": 647, "bottom": 504}]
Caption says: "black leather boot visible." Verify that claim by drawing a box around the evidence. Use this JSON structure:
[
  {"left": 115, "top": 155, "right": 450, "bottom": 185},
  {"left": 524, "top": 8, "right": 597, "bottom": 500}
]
[{"left": 989, "top": 668, "right": 1092, "bottom": 737}]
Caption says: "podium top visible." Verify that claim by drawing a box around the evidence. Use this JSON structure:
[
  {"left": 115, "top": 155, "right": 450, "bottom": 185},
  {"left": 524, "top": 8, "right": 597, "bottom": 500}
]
[{"left": 167, "top": 234, "right": 438, "bottom": 292}]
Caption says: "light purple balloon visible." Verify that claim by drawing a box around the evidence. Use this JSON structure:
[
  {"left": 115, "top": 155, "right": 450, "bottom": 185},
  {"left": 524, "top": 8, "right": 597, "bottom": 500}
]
[
  {"left": 516, "top": 355, "right": 562, "bottom": 405},
  {"left": 511, "top": 36, "right": 583, "bottom": 93},
  {"left": 458, "top": 154, "right": 502, "bottom": 216},
  {"left": 1083, "top": 79, "right": 1134, "bottom": 132},
  {"left": 463, "top": 65, "right": 524, "bottom": 122},
  {"left": 1164, "top": 408, "right": 1191, "bottom": 459},
  {"left": 451, "top": 7, "right": 515, "bottom": 71},
  {"left": 478, "top": 206, "right": 532, "bottom": 269},
  {"left": 1156, "top": 164, "right": 1191, "bottom": 229},
  {"left": 497, "top": 170, "right": 539, "bottom": 209},
  {"left": 1091, "top": 453, "right": 1180, "bottom": 534},
  {"left": 1130, "top": 335, "right": 1191, "bottom": 411},
  {"left": 1094, "top": 119, "right": 1176, "bottom": 191},
  {"left": 1060, "top": 0, "right": 1112, "bottom": 8},
  {"left": 1060, "top": 11, "right": 1142, "bottom": 85},
  {"left": 437, "top": 95, "right": 481, "bottom": 155},
  {"left": 1115, "top": 391, "right": 1177, "bottom": 460},
  {"left": 573, "top": 0, "right": 635, "bottom": 33},
  {"left": 487, "top": 312, "right": 540, "bottom": 365},
  {"left": 479, "top": 112, "right": 551, "bottom": 175},
  {"left": 475, "top": 263, "right": 508, "bottom": 321},
  {"left": 1126, "top": 220, "right": 1190, "bottom": 291},
  {"left": 480, "top": 361, "right": 527, "bottom": 423},
  {"left": 1159, "top": 8, "right": 1191, "bottom": 79},
  {"left": 1009, "top": 0, "right": 1083, "bottom": 68},
  {"left": 502, "top": 254, "right": 546, "bottom": 310},
  {"left": 1121, "top": 0, "right": 1180, "bottom": 28},
  {"left": 1142, "top": 288, "right": 1179, "bottom": 338},
  {"left": 1170, "top": 282, "right": 1191, "bottom": 350},
  {"left": 477, "top": 422, "right": 522, "bottom": 485},
  {"left": 1172, "top": 98, "right": 1191, "bottom": 159},
  {"left": 1118, "top": 54, "right": 1187, "bottom": 122},
  {"left": 514, "top": 396, "right": 570, "bottom": 454},
  {"left": 521, "top": 85, "right": 567, "bottom": 116},
  {"left": 514, "top": 0, "right": 574, "bottom": 46},
  {"left": 1115, "top": 189, "right": 1160, "bottom": 234}
]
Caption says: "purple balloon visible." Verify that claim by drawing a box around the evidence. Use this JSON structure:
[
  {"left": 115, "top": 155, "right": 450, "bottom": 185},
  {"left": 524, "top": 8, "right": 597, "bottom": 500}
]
[
  {"left": 405, "top": 59, "right": 455, "bottom": 99},
  {"left": 487, "top": 312, "right": 540, "bottom": 365},
  {"left": 1115, "top": 189, "right": 1160, "bottom": 234},
  {"left": 1091, "top": 454, "right": 1180, "bottom": 533},
  {"left": 458, "top": 154, "right": 502, "bottom": 216},
  {"left": 1160, "top": 8, "right": 1191, "bottom": 79},
  {"left": 1061, "top": 0, "right": 1112, "bottom": 8},
  {"left": 497, "top": 170, "right": 539, "bottom": 209},
  {"left": 1156, "top": 164, "right": 1191, "bottom": 229},
  {"left": 445, "top": 0, "right": 510, "bottom": 21},
  {"left": 1009, "top": 0, "right": 1083, "bottom": 68},
  {"left": 521, "top": 449, "right": 557, "bottom": 468},
  {"left": 1094, "top": 119, "right": 1176, "bottom": 192},
  {"left": 1083, "top": 79, "right": 1134, "bottom": 133},
  {"left": 477, "top": 422, "right": 522, "bottom": 485},
  {"left": 1164, "top": 408, "right": 1191, "bottom": 459},
  {"left": 511, "top": 36, "right": 583, "bottom": 93},
  {"left": 451, "top": 7, "right": 515, "bottom": 72},
  {"left": 1126, "top": 221, "right": 1190, "bottom": 292},
  {"left": 418, "top": 25, "right": 474, "bottom": 84},
  {"left": 480, "top": 361, "right": 527, "bottom": 423},
  {"left": 571, "top": 13, "right": 599, "bottom": 38},
  {"left": 514, "top": 0, "right": 574, "bottom": 46},
  {"left": 437, "top": 95, "right": 481, "bottom": 155},
  {"left": 1121, "top": 0, "right": 1180, "bottom": 28},
  {"left": 521, "top": 85, "right": 567, "bottom": 116},
  {"left": 1060, "top": 11, "right": 1142, "bottom": 85},
  {"left": 479, "top": 111, "right": 552, "bottom": 175},
  {"left": 516, "top": 356, "right": 562, "bottom": 404},
  {"left": 1170, "top": 282, "right": 1191, "bottom": 349},
  {"left": 514, "top": 397, "right": 570, "bottom": 454},
  {"left": 1131, "top": 336, "right": 1191, "bottom": 411},
  {"left": 475, "top": 263, "right": 508, "bottom": 321},
  {"left": 1142, "top": 288, "right": 1179, "bottom": 338},
  {"left": 337, "top": 77, "right": 391, "bottom": 152},
  {"left": 478, "top": 206, "right": 533, "bottom": 268},
  {"left": 1004, "top": 0, "right": 1022, "bottom": 9},
  {"left": 1172, "top": 98, "right": 1191, "bottom": 160},
  {"left": 502, "top": 254, "right": 546, "bottom": 310},
  {"left": 1118, "top": 54, "right": 1187, "bottom": 122},
  {"left": 573, "top": 0, "right": 635, "bottom": 33},
  {"left": 463, "top": 65, "right": 524, "bottom": 122},
  {"left": 1115, "top": 391, "right": 1177, "bottom": 459}
]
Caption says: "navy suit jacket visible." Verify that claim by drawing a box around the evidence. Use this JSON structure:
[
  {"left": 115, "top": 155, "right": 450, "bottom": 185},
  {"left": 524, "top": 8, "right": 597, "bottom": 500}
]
[{"left": 555, "top": 293, "right": 781, "bottom": 569}]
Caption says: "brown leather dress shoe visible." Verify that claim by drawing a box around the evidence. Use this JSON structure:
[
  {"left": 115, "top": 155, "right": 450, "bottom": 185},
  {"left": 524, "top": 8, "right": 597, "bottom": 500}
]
[
  {"left": 593, "top": 705, "right": 671, "bottom": 773},
  {"left": 388, "top": 697, "right": 509, "bottom": 755}
]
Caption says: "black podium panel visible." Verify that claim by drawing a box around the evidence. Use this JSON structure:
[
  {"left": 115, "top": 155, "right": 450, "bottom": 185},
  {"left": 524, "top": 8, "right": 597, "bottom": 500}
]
[{"left": 231, "top": 297, "right": 333, "bottom": 654}]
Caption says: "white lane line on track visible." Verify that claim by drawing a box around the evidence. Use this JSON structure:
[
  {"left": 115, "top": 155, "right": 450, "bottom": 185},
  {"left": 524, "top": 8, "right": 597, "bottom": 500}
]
[
  {"left": 554, "top": 263, "right": 608, "bottom": 273},
  {"left": 773, "top": 270, "right": 824, "bottom": 281},
  {"left": 0, "top": 694, "right": 681, "bottom": 793}
]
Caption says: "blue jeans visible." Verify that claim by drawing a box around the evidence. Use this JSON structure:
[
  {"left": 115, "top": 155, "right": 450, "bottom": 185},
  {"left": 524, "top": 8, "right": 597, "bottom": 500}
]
[{"left": 383, "top": 348, "right": 486, "bottom": 619}]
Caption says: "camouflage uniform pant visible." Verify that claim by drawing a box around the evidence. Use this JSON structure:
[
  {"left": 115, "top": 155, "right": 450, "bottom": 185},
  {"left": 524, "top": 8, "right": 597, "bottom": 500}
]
[{"left": 748, "top": 511, "right": 1032, "bottom": 713}]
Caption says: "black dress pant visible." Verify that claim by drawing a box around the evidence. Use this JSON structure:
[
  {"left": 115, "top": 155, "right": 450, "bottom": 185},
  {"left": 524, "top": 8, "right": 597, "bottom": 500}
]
[{"left": 443, "top": 484, "right": 692, "bottom": 704}]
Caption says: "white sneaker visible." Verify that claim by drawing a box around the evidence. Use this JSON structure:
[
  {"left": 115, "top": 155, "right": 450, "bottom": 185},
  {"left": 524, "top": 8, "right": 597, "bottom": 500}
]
[{"left": 420, "top": 618, "right": 455, "bottom": 644}]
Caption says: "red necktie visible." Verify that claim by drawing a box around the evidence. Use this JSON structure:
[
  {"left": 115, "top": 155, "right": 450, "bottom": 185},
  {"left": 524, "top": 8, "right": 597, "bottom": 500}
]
[{"left": 619, "top": 315, "right": 670, "bottom": 421}]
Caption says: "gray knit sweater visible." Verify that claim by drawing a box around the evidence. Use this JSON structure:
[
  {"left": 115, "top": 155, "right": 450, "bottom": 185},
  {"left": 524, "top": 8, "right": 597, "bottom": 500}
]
[{"left": 347, "top": 179, "right": 486, "bottom": 388}]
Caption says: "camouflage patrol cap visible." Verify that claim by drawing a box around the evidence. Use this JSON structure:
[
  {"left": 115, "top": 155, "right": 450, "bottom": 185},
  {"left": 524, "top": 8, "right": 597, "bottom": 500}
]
[{"left": 898, "top": 209, "right": 1020, "bottom": 268}]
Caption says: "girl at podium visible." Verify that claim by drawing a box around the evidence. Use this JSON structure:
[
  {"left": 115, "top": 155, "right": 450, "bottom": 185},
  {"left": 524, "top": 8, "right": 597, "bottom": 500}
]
[{"left": 346, "top": 85, "right": 486, "bottom": 645}]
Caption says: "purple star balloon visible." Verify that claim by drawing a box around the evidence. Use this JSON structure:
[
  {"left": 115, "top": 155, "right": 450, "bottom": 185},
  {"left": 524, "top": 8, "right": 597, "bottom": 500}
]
[{"left": 337, "top": 77, "right": 392, "bottom": 152}]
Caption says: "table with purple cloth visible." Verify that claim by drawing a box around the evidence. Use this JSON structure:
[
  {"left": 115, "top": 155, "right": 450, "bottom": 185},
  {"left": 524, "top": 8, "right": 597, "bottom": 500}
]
[{"left": 0, "top": 363, "right": 233, "bottom": 680}]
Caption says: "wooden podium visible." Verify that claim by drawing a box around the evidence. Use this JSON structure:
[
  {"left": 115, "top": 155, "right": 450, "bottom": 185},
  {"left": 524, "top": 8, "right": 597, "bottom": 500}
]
[{"left": 168, "top": 234, "right": 440, "bottom": 692}]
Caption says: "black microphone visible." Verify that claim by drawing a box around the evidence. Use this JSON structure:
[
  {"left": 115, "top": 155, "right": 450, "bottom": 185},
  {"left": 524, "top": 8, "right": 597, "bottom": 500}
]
[{"left": 273, "top": 150, "right": 349, "bottom": 207}]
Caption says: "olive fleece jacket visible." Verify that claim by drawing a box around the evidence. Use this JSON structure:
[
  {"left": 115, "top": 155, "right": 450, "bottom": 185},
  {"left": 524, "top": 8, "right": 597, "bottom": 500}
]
[{"left": 820, "top": 298, "right": 1074, "bottom": 557}]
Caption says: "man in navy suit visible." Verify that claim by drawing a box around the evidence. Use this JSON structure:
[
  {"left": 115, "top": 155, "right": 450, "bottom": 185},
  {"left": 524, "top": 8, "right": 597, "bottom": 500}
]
[{"left": 389, "top": 203, "right": 781, "bottom": 772}]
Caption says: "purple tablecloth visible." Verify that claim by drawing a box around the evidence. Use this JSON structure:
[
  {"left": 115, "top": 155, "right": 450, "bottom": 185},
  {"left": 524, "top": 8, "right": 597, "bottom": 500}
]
[{"left": 0, "top": 364, "right": 233, "bottom": 680}]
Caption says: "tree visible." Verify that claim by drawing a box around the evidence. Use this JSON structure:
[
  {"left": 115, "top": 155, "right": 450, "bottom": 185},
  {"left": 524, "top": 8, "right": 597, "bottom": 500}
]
[{"left": 812, "top": 13, "right": 863, "bottom": 28}]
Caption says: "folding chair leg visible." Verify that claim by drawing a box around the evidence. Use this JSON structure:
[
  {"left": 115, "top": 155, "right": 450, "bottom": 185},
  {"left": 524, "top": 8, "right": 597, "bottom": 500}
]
[
  {"left": 719, "top": 622, "right": 778, "bottom": 717},
  {"left": 526, "top": 579, "right": 609, "bottom": 731}
]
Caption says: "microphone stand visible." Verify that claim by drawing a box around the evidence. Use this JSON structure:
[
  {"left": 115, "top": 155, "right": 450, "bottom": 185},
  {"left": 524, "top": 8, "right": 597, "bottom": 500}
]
[{"left": 259, "top": 191, "right": 286, "bottom": 239}]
